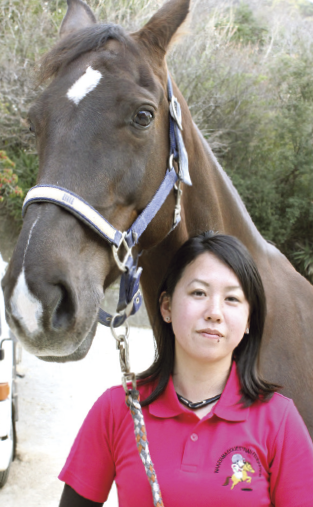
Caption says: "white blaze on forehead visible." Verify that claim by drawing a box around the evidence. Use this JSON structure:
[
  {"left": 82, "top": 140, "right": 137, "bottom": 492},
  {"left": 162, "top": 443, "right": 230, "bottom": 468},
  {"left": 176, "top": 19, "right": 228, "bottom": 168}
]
[
  {"left": 11, "top": 269, "right": 43, "bottom": 335},
  {"left": 67, "top": 66, "right": 102, "bottom": 105}
]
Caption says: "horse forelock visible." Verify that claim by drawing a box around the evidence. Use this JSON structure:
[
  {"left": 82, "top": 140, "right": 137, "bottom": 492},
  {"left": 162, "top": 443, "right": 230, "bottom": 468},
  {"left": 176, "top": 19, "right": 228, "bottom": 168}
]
[{"left": 38, "top": 23, "right": 136, "bottom": 85}]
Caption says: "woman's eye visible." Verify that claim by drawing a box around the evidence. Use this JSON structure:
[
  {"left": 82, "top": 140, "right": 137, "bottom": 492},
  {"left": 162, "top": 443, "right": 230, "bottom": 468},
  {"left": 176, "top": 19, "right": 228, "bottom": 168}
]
[
  {"left": 192, "top": 290, "right": 206, "bottom": 297},
  {"left": 226, "top": 296, "right": 239, "bottom": 302},
  {"left": 133, "top": 110, "right": 154, "bottom": 128}
]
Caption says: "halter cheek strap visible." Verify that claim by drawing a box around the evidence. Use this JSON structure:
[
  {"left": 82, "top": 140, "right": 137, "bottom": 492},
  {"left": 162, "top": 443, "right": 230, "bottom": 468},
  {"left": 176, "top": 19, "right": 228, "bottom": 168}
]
[{"left": 21, "top": 74, "right": 191, "bottom": 328}]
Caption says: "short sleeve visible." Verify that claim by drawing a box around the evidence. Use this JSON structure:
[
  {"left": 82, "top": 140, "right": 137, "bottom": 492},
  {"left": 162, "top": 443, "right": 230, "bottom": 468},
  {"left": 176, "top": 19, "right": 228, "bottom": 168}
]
[
  {"left": 269, "top": 399, "right": 313, "bottom": 506},
  {"left": 59, "top": 390, "right": 115, "bottom": 504}
]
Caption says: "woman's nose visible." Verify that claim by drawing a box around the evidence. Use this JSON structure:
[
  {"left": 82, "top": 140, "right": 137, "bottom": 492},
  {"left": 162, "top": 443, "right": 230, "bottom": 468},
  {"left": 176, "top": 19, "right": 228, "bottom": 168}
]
[{"left": 204, "top": 298, "right": 223, "bottom": 322}]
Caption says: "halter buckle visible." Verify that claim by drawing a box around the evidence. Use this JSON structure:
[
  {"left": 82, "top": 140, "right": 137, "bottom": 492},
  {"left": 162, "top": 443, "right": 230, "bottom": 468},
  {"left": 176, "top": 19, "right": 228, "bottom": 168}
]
[
  {"left": 112, "top": 232, "right": 133, "bottom": 272},
  {"left": 169, "top": 95, "right": 183, "bottom": 131}
]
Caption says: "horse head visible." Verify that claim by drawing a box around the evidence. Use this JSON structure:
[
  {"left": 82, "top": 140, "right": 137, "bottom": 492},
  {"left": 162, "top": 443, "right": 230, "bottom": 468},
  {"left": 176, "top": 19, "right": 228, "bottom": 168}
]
[
  {"left": 2, "top": 0, "right": 191, "bottom": 361},
  {"left": 243, "top": 462, "right": 255, "bottom": 474}
]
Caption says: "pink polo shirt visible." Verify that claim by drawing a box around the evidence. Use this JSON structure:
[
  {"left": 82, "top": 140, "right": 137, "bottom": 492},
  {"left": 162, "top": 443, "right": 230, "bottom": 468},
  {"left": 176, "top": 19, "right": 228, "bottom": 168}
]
[{"left": 59, "top": 362, "right": 313, "bottom": 506}]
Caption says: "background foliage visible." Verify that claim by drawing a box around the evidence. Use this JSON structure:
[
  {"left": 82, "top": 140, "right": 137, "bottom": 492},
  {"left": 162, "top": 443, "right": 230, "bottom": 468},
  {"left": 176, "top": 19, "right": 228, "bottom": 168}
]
[{"left": 0, "top": 0, "right": 312, "bottom": 282}]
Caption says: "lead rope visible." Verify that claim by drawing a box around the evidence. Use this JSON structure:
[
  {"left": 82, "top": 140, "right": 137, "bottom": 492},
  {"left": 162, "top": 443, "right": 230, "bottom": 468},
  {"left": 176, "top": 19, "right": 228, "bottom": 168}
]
[{"left": 110, "top": 316, "right": 164, "bottom": 507}]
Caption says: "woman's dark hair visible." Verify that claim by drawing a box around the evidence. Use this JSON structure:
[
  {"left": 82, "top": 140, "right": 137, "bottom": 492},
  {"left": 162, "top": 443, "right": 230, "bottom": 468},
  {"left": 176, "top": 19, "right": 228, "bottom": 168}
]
[{"left": 138, "top": 231, "right": 281, "bottom": 407}]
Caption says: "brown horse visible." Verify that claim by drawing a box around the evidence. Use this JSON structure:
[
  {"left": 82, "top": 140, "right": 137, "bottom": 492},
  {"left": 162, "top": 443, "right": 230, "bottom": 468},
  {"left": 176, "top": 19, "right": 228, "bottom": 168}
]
[{"left": 2, "top": 0, "right": 313, "bottom": 436}]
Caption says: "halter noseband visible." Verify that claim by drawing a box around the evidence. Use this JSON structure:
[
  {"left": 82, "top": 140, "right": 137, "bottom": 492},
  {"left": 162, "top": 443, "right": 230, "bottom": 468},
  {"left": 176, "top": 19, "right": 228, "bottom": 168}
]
[{"left": 22, "top": 74, "right": 191, "bottom": 328}]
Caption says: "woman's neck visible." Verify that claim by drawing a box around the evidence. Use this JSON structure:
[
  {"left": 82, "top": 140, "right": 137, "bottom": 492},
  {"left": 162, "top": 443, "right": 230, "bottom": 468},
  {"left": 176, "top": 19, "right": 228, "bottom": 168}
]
[{"left": 172, "top": 354, "right": 232, "bottom": 404}]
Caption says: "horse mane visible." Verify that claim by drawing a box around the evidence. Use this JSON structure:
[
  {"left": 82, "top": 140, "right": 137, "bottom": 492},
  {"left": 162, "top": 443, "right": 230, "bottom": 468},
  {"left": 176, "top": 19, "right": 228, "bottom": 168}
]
[{"left": 38, "top": 23, "right": 134, "bottom": 84}]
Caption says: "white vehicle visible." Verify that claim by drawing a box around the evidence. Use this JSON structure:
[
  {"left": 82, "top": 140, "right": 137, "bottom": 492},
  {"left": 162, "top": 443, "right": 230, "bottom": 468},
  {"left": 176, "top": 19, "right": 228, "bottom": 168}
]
[{"left": 0, "top": 254, "right": 18, "bottom": 488}]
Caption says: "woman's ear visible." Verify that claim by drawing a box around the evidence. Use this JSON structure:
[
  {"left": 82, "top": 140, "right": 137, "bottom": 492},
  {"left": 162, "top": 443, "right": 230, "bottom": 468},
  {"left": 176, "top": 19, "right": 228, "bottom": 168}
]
[{"left": 159, "top": 291, "right": 172, "bottom": 323}]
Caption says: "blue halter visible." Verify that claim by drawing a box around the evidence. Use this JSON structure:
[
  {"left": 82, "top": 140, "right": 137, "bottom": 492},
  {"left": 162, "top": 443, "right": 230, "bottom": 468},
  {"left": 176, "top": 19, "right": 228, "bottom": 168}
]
[{"left": 22, "top": 74, "right": 192, "bottom": 328}]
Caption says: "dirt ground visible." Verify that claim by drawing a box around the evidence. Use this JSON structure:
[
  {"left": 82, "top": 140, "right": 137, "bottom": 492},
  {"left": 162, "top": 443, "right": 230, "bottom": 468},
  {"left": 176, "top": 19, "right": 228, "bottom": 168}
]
[{"left": 0, "top": 324, "right": 154, "bottom": 507}]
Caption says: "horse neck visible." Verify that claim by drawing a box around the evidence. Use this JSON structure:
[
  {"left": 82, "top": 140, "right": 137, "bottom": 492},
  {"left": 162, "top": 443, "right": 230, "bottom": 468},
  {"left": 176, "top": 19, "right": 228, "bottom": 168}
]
[
  {"left": 139, "top": 112, "right": 267, "bottom": 317},
  {"left": 181, "top": 118, "right": 267, "bottom": 258},
  {"left": 139, "top": 82, "right": 268, "bottom": 315}
]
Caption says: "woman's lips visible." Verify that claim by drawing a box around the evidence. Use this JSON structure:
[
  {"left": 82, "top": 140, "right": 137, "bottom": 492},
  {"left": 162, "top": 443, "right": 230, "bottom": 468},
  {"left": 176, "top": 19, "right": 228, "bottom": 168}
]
[{"left": 197, "top": 328, "right": 223, "bottom": 339}]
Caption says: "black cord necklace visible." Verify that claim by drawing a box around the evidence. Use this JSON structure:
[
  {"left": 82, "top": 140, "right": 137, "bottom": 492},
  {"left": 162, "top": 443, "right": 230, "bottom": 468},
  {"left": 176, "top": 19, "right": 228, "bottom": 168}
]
[{"left": 176, "top": 392, "right": 222, "bottom": 410}]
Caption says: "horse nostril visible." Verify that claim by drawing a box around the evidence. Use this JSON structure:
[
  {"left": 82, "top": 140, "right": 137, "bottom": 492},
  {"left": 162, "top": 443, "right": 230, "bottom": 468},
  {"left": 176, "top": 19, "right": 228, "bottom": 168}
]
[{"left": 51, "top": 283, "right": 76, "bottom": 331}]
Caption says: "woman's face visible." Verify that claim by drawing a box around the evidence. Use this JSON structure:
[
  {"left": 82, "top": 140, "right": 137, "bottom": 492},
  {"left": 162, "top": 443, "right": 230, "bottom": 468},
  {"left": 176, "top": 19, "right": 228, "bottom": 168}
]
[{"left": 160, "top": 252, "right": 250, "bottom": 368}]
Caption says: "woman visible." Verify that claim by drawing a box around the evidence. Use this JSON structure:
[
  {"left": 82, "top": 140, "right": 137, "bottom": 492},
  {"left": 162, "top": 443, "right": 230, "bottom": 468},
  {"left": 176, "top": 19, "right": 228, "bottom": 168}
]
[{"left": 59, "top": 232, "right": 313, "bottom": 506}]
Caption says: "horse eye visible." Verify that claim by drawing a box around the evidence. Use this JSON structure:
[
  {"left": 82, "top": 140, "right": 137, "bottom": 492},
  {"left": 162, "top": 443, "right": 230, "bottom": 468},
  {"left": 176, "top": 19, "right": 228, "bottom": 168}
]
[{"left": 133, "top": 110, "right": 154, "bottom": 127}]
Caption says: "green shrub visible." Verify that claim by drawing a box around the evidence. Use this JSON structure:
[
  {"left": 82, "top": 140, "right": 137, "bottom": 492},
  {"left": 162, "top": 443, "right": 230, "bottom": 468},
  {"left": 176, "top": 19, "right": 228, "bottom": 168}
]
[
  {"left": 231, "top": 2, "right": 268, "bottom": 46},
  {"left": 0, "top": 150, "right": 23, "bottom": 211},
  {"left": 292, "top": 241, "right": 313, "bottom": 282}
]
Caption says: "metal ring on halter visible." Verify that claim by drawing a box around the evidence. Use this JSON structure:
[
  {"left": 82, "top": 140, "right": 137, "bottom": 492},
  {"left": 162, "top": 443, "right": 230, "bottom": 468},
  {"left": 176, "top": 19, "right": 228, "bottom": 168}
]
[
  {"left": 110, "top": 313, "right": 130, "bottom": 342},
  {"left": 112, "top": 231, "right": 133, "bottom": 272}
]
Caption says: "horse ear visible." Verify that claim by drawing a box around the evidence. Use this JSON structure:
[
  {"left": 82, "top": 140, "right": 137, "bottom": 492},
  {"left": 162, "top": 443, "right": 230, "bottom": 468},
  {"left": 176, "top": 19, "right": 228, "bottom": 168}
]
[
  {"left": 134, "top": 0, "right": 190, "bottom": 56},
  {"left": 60, "top": 0, "right": 97, "bottom": 39}
]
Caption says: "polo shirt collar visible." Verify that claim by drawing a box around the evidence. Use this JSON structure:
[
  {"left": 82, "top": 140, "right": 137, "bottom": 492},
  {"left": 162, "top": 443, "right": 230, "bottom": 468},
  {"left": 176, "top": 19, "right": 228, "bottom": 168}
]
[
  {"left": 149, "top": 376, "right": 185, "bottom": 419},
  {"left": 149, "top": 361, "right": 249, "bottom": 422},
  {"left": 213, "top": 361, "right": 249, "bottom": 422}
]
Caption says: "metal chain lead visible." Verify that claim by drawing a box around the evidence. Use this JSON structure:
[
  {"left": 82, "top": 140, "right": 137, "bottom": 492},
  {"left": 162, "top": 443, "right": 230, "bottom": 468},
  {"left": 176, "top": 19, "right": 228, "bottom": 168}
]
[{"left": 110, "top": 316, "right": 164, "bottom": 507}]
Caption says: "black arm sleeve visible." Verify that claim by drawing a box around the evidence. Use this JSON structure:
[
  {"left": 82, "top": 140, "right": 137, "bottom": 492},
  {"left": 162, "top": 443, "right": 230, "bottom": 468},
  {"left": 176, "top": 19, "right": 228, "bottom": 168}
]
[{"left": 59, "top": 484, "right": 104, "bottom": 507}]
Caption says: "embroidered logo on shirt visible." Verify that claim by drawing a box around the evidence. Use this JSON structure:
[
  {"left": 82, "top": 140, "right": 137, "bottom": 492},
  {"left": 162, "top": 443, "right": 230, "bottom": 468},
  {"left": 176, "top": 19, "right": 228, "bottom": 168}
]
[
  {"left": 223, "top": 454, "right": 255, "bottom": 490},
  {"left": 214, "top": 446, "right": 262, "bottom": 492}
]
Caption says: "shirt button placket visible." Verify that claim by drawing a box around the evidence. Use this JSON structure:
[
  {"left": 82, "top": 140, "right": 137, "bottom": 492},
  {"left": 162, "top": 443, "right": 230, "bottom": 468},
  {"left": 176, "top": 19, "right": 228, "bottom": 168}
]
[{"left": 181, "top": 431, "right": 200, "bottom": 472}]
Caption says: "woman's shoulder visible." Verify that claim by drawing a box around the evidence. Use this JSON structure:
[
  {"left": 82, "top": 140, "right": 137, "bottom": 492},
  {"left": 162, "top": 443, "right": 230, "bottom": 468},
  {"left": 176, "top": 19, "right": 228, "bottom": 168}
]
[
  {"left": 251, "top": 390, "right": 303, "bottom": 430},
  {"left": 260, "top": 392, "right": 313, "bottom": 457},
  {"left": 266, "top": 391, "right": 294, "bottom": 407},
  {"left": 254, "top": 390, "right": 294, "bottom": 412}
]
